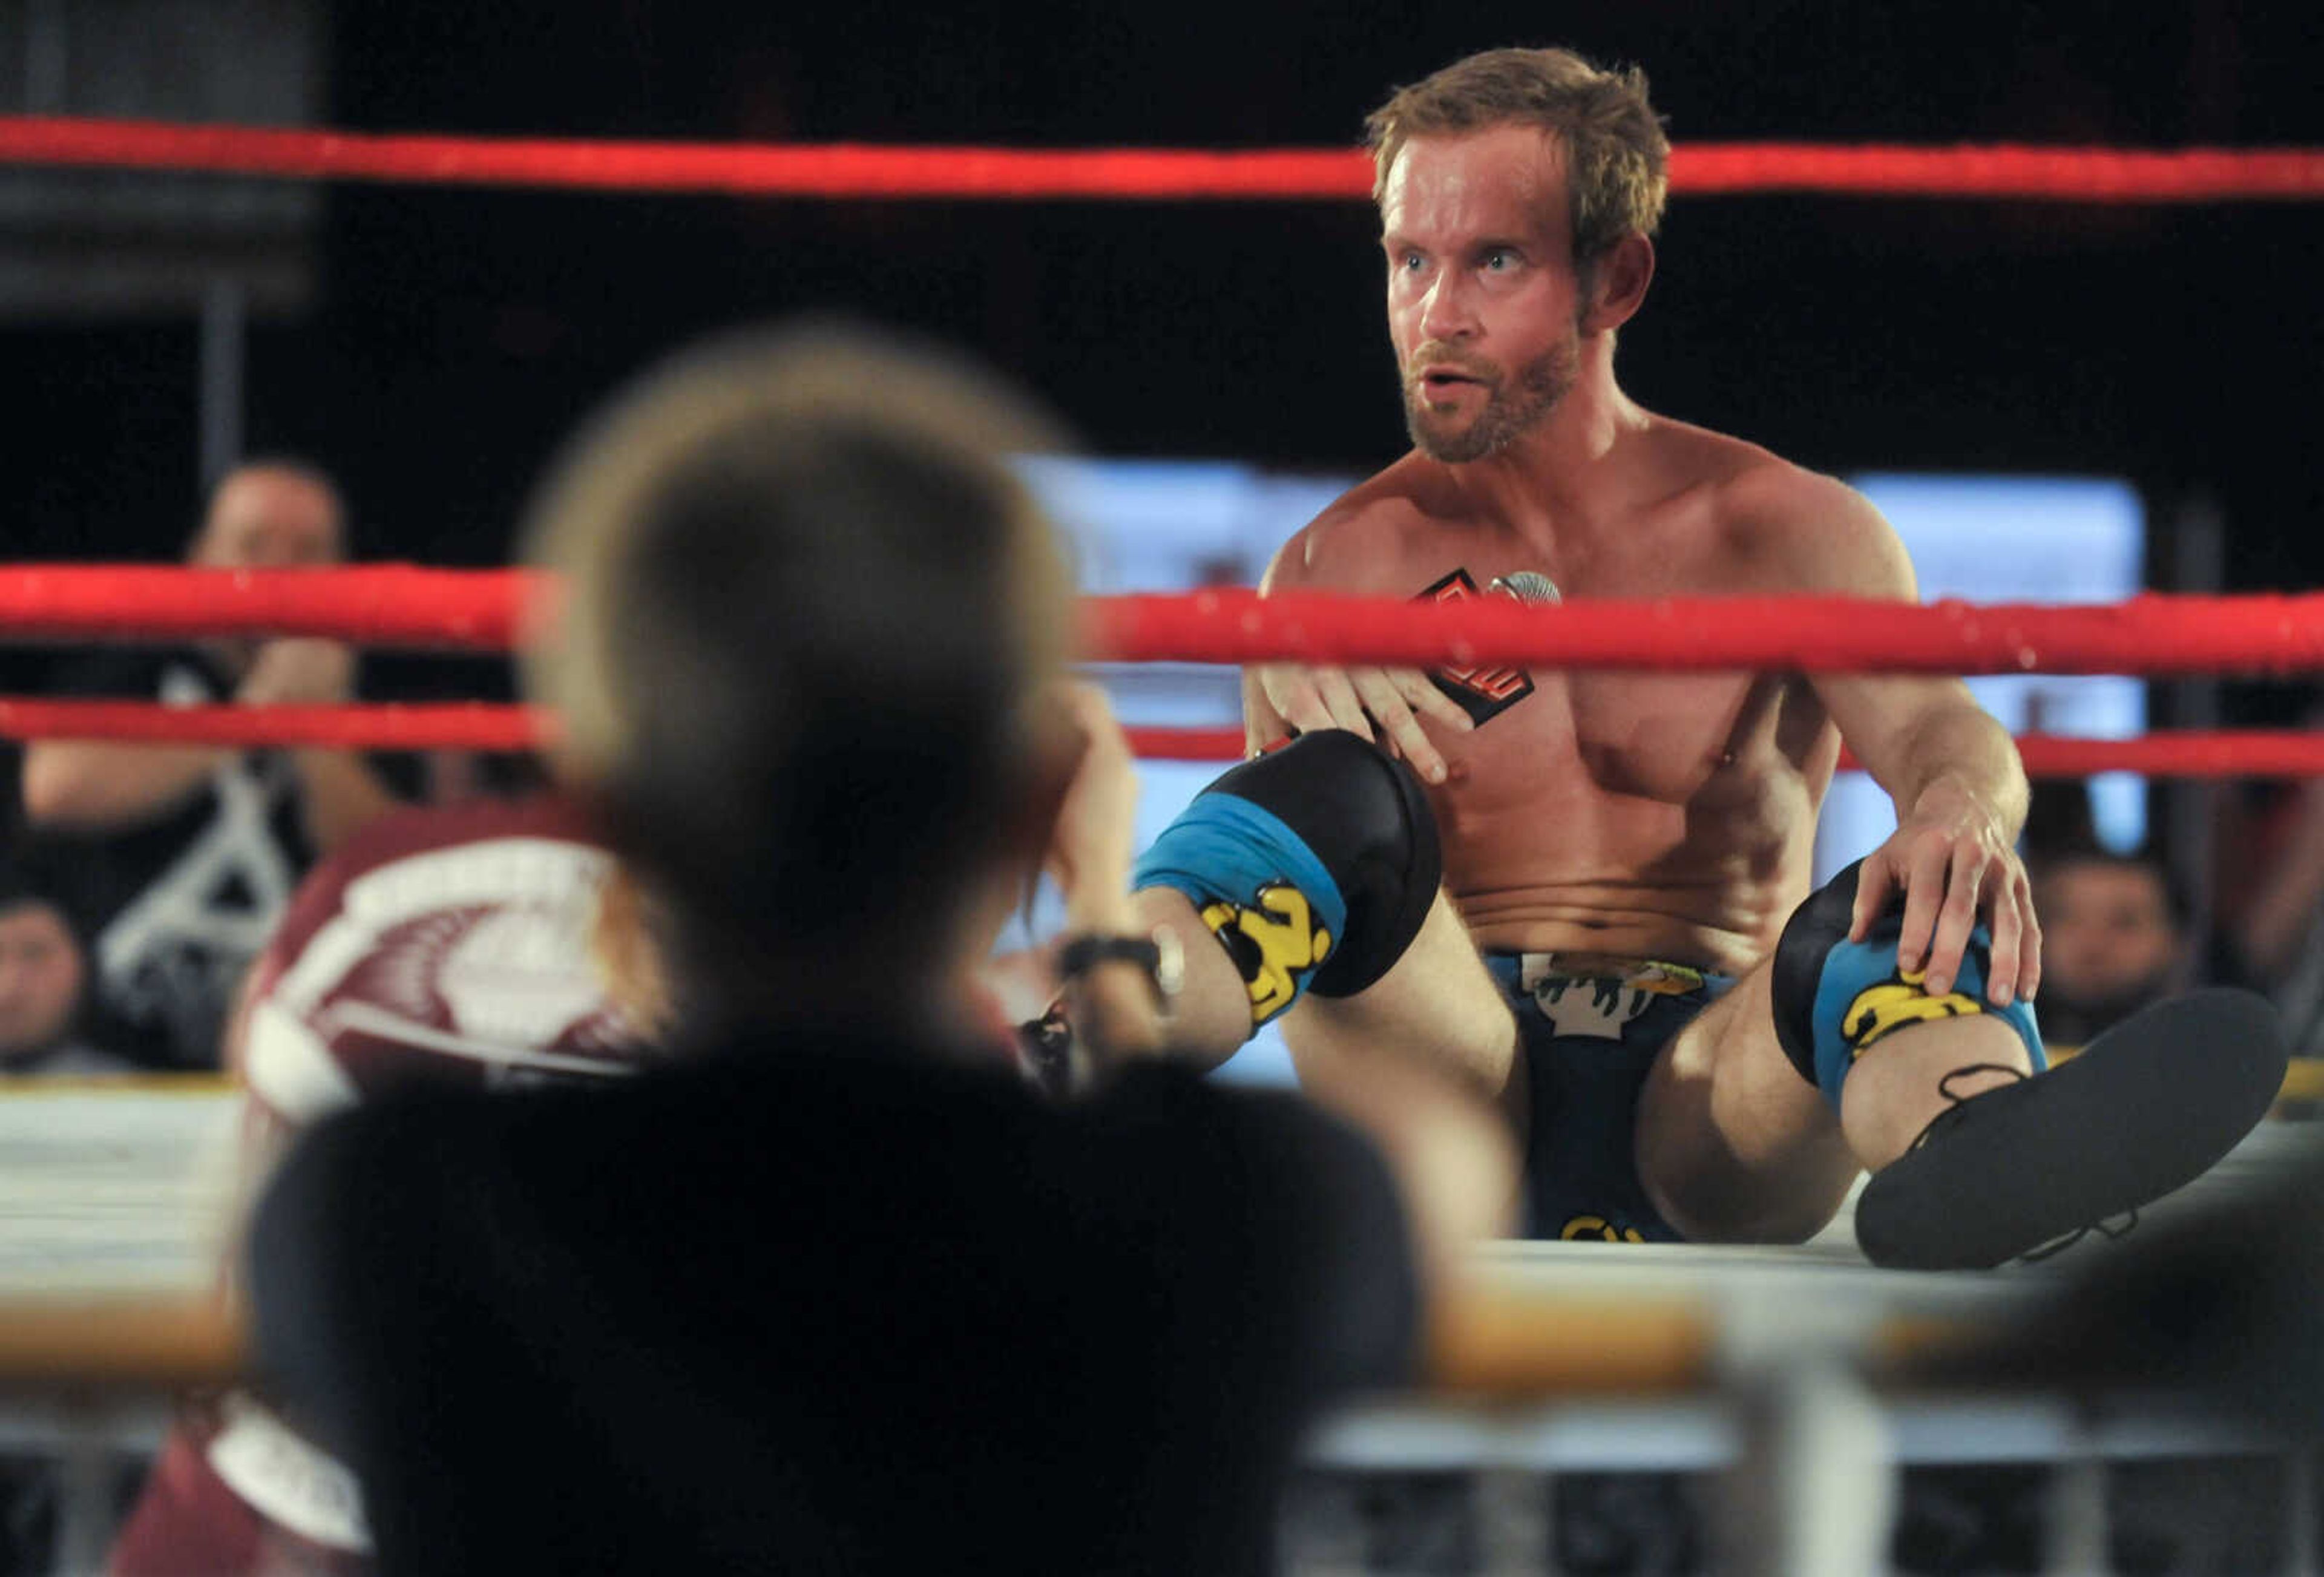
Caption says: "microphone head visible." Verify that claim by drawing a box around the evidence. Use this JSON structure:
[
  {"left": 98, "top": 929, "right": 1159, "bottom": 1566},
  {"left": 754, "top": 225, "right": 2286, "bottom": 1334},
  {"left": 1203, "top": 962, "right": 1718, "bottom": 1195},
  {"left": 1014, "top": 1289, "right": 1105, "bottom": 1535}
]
[{"left": 1491, "top": 571, "right": 1561, "bottom": 606}]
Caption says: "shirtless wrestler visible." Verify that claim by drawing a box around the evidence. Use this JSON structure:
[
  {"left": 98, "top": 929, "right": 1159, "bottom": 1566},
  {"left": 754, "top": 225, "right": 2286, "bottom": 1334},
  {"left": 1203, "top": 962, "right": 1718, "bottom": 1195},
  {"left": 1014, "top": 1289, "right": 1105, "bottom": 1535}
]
[{"left": 1123, "top": 47, "right": 2282, "bottom": 1268}]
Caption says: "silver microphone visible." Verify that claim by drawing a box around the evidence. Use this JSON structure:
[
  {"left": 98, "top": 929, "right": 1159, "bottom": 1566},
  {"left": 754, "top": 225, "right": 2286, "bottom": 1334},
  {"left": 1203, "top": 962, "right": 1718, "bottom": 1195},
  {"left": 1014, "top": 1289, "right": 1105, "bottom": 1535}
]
[{"left": 1491, "top": 571, "right": 1561, "bottom": 605}]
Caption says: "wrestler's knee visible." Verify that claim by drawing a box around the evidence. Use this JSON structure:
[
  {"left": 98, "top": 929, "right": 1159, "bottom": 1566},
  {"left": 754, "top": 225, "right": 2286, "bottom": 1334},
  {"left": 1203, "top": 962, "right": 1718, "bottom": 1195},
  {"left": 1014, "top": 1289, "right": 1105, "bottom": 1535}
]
[
  {"left": 1770, "top": 859, "right": 2045, "bottom": 1115},
  {"left": 1133, "top": 730, "right": 1441, "bottom": 1040}
]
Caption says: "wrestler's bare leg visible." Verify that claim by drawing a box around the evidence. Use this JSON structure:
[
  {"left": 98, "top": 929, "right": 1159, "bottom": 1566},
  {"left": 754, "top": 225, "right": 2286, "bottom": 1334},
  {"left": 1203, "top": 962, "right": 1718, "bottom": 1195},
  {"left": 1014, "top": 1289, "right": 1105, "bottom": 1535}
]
[
  {"left": 1133, "top": 886, "right": 1526, "bottom": 1132},
  {"left": 1133, "top": 886, "right": 1525, "bottom": 1246},
  {"left": 1635, "top": 962, "right": 2031, "bottom": 1243}
]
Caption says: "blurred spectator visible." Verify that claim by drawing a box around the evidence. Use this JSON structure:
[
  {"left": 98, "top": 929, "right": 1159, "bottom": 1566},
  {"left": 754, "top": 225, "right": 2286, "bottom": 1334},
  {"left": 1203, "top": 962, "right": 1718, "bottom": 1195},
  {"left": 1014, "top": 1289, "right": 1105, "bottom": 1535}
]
[
  {"left": 2032, "top": 845, "right": 2189, "bottom": 1049},
  {"left": 0, "top": 870, "right": 136, "bottom": 1077},
  {"left": 2222, "top": 776, "right": 2324, "bottom": 1055},
  {"left": 246, "top": 324, "right": 1505, "bottom": 1575},
  {"left": 109, "top": 793, "right": 661, "bottom": 1576},
  {"left": 16, "top": 461, "right": 398, "bottom": 1069}
]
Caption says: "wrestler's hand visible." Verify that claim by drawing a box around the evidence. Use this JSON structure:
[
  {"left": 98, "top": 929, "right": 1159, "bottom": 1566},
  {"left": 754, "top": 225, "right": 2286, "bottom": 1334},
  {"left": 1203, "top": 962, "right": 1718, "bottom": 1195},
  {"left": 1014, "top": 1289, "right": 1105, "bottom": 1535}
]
[
  {"left": 1248, "top": 662, "right": 1473, "bottom": 784},
  {"left": 1850, "top": 779, "right": 2041, "bottom": 1008},
  {"left": 237, "top": 638, "right": 356, "bottom": 706},
  {"left": 1042, "top": 681, "right": 1141, "bottom": 928}
]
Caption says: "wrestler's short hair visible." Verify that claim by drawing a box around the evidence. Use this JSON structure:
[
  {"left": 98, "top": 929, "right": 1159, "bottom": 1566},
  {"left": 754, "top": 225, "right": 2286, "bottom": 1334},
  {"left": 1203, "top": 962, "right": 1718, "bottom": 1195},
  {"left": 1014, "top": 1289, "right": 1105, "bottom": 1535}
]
[
  {"left": 520, "top": 321, "right": 1072, "bottom": 997},
  {"left": 1365, "top": 47, "right": 1670, "bottom": 269}
]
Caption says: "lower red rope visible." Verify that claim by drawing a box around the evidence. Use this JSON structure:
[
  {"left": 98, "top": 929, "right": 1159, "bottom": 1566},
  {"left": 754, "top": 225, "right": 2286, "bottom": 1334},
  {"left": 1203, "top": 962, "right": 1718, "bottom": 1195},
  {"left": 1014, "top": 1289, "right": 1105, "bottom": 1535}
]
[{"left": 0, "top": 700, "right": 2317, "bottom": 778}]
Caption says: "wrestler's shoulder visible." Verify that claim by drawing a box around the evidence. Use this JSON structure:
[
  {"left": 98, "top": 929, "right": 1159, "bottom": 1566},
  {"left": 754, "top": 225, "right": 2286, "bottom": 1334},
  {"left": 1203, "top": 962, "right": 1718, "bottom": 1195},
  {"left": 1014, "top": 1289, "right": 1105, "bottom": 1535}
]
[
  {"left": 1270, "top": 456, "right": 1462, "bottom": 586},
  {"left": 1652, "top": 420, "right": 1898, "bottom": 570}
]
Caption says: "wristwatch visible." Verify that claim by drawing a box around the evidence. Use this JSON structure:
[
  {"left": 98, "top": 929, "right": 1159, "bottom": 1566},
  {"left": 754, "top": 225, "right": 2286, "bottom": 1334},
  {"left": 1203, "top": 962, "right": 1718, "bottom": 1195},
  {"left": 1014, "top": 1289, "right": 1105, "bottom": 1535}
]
[{"left": 1056, "top": 926, "right": 1184, "bottom": 1013}]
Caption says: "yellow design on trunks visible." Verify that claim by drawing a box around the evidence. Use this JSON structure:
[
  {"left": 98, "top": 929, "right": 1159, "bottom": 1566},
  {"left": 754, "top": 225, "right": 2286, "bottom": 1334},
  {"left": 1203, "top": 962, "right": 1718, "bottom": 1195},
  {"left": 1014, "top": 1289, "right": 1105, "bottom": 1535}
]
[
  {"left": 1843, "top": 963, "right": 1985, "bottom": 1059},
  {"left": 1559, "top": 1214, "right": 1646, "bottom": 1244},
  {"left": 1198, "top": 882, "right": 1333, "bottom": 1026}
]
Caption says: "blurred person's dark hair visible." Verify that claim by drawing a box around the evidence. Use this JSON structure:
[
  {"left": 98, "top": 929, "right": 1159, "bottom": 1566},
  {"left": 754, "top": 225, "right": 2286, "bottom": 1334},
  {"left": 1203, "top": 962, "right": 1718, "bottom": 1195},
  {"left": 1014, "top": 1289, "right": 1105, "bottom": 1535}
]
[
  {"left": 2032, "top": 843, "right": 2189, "bottom": 1047},
  {"left": 522, "top": 321, "right": 1072, "bottom": 1029},
  {"left": 0, "top": 859, "right": 94, "bottom": 1067}
]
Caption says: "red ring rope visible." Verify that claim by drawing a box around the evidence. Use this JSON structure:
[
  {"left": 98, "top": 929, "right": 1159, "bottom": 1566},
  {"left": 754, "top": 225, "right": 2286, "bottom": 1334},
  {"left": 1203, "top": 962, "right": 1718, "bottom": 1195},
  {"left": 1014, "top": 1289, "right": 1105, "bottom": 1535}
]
[
  {"left": 1121, "top": 727, "right": 2324, "bottom": 781},
  {"left": 0, "top": 700, "right": 2314, "bottom": 779},
  {"left": 0, "top": 699, "right": 547, "bottom": 752},
  {"left": 0, "top": 566, "right": 533, "bottom": 651},
  {"left": 6, "top": 571, "right": 2324, "bottom": 676},
  {"left": 1, "top": 117, "right": 2319, "bottom": 204},
  {"left": 1087, "top": 589, "right": 2324, "bottom": 675}
]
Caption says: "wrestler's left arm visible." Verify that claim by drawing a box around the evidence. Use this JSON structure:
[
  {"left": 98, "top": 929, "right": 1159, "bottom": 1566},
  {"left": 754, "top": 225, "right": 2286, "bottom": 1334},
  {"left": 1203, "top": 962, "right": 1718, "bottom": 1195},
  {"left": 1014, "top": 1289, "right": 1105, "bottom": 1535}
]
[{"left": 1744, "top": 468, "right": 2040, "bottom": 1008}]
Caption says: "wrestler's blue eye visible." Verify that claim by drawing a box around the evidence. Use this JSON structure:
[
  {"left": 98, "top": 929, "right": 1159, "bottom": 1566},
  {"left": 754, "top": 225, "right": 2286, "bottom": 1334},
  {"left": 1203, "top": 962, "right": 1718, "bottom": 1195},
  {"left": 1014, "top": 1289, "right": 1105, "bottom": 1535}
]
[
  {"left": 1482, "top": 248, "right": 1517, "bottom": 271},
  {"left": 1399, "top": 252, "right": 1425, "bottom": 272}
]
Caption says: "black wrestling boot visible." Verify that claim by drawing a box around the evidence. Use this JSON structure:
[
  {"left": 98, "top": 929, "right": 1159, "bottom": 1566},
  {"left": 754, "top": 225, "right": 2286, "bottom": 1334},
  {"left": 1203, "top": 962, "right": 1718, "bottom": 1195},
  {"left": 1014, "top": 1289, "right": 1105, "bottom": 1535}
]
[{"left": 1853, "top": 988, "right": 2287, "bottom": 1271}]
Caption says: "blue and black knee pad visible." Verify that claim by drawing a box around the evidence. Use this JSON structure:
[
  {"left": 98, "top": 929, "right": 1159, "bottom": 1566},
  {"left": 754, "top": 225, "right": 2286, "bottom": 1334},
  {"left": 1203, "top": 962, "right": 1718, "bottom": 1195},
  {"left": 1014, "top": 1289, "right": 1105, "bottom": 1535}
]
[
  {"left": 1132, "top": 730, "right": 1441, "bottom": 1036},
  {"left": 1771, "top": 859, "right": 2044, "bottom": 1115}
]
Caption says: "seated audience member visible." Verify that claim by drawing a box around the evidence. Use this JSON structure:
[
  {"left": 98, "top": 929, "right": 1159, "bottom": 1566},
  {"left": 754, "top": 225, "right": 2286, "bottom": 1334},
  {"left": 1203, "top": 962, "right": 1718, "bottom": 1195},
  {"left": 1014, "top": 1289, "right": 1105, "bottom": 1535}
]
[
  {"left": 2225, "top": 775, "right": 2324, "bottom": 1055},
  {"left": 2033, "top": 846, "right": 2188, "bottom": 1048},
  {"left": 18, "top": 461, "right": 399, "bottom": 1069},
  {"left": 0, "top": 872, "right": 134, "bottom": 1077},
  {"left": 247, "top": 324, "right": 1509, "bottom": 1576},
  {"left": 108, "top": 793, "right": 661, "bottom": 1576}
]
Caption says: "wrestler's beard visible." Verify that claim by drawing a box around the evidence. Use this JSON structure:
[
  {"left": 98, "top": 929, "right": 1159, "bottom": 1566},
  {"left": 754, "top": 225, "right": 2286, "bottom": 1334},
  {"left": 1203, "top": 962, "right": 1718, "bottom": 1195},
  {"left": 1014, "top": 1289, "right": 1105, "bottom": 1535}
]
[{"left": 1402, "top": 336, "right": 1579, "bottom": 464}]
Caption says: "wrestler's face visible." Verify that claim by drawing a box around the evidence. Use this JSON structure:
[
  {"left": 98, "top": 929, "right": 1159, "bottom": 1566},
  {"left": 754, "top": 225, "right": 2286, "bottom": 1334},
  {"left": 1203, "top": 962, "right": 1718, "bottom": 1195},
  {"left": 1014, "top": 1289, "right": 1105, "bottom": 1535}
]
[
  {"left": 0, "top": 902, "right": 84, "bottom": 1061},
  {"left": 1382, "top": 126, "right": 1587, "bottom": 463}
]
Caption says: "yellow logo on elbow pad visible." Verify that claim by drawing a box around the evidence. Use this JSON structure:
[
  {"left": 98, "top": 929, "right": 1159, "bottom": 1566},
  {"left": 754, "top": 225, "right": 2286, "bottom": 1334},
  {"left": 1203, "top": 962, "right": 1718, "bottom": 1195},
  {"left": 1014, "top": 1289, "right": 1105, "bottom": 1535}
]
[
  {"left": 1843, "top": 965, "right": 1986, "bottom": 1058},
  {"left": 1199, "top": 883, "right": 1334, "bottom": 1026}
]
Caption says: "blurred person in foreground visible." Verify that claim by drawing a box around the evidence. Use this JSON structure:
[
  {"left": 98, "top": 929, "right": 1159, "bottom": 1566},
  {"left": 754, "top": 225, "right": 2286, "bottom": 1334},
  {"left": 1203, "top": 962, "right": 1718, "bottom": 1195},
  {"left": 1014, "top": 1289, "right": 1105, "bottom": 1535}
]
[
  {"left": 2032, "top": 846, "right": 2189, "bottom": 1050},
  {"left": 246, "top": 324, "right": 1509, "bottom": 1576},
  {"left": 108, "top": 792, "right": 661, "bottom": 1575},
  {"left": 18, "top": 461, "right": 398, "bottom": 1069},
  {"left": 0, "top": 870, "right": 133, "bottom": 1076}
]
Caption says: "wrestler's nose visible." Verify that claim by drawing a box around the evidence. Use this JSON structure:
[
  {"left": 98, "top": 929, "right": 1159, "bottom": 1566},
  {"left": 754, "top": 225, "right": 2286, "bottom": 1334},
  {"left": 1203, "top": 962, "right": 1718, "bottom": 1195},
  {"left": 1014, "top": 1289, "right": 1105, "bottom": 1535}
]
[{"left": 1418, "top": 270, "right": 1478, "bottom": 343}]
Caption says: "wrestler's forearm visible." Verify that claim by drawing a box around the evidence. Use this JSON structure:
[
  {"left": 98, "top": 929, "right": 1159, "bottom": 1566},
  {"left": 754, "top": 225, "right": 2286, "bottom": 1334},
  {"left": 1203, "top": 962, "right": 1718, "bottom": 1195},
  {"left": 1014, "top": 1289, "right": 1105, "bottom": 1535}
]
[{"left": 1885, "top": 703, "right": 2029, "bottom": 838}]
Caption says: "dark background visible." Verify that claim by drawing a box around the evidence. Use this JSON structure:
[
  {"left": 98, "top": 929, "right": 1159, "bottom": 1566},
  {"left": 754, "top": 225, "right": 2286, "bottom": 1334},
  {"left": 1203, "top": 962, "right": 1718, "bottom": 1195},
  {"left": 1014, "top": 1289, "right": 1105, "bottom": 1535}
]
[{"left": 9, "top": 2, "right": 2323, "bottom": 697}]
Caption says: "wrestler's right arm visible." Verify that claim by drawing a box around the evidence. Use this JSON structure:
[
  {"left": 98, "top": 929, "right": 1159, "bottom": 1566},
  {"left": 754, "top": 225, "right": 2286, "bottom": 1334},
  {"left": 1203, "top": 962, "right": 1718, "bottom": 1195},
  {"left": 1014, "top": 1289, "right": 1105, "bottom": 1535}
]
[{"left": 1243, "top": 514, "right": 1473, "bottom": 783}]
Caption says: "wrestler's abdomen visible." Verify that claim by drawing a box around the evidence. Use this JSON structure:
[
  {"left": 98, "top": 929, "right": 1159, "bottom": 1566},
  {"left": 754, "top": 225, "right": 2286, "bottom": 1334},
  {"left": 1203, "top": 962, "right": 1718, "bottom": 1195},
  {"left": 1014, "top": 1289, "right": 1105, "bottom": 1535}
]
[{"left": 1429, "top": 669, "right": 1836, "bottom": 971}]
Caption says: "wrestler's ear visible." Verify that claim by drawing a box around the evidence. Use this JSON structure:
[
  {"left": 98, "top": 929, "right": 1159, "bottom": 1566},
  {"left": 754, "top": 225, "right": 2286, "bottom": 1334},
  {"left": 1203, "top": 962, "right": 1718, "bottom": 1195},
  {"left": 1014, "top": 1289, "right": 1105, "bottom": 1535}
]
[{"left": 1580, "top": 232, "right": 1654, "bottom": 336}]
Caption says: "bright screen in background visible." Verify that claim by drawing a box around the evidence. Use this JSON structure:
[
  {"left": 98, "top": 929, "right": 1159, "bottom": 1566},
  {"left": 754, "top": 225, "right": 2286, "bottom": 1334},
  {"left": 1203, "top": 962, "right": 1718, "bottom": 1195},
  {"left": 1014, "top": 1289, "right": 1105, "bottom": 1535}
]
[{"left": 1012, "top": 461, "right": 2148, "bottom": 1085}]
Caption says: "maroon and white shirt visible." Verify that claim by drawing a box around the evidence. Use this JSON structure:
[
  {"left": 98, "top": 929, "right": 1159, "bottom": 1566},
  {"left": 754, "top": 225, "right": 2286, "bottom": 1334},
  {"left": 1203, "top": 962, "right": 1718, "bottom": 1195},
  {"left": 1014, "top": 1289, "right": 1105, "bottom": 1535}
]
[
  {"left": 143, "top": 797, "right": 661, "bottom": 1564},
  {"left": 240, "top": 796, "right": 655, "bottom": 1135}
]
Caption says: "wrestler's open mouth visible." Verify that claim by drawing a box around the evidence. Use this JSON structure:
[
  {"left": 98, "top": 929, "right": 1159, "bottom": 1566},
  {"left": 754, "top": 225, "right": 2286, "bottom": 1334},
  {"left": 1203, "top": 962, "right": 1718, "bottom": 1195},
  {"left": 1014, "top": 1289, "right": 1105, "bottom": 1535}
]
[{"left": 1420, "top": 368, "right": 1483, "bottom": 392}]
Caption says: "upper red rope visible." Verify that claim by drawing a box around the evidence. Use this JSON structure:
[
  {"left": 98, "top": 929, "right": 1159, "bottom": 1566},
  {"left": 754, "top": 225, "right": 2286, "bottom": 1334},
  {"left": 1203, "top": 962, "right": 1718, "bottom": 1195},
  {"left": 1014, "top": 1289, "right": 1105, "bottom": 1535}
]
[
  {"left": 8, "top": 569, "right": 2324, "bottom": 677},
  {"left": 1, "top": 116, "right": 2319, "bottom": 203}
]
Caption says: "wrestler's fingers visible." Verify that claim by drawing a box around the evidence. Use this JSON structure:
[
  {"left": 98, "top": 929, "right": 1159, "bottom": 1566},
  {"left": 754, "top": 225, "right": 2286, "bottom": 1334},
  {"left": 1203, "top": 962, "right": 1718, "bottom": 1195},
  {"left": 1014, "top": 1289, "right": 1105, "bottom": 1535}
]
[
  {"left": 1983, "top": 876, "right": 2023, "bottom": 1008},
  {"left": 1895, "top": 839, "right": 1953, "bottom": 972},
  {"left": 2011, "top": 875, "right": 2044, "bottom": 1002},
  {"left": 1267, "top": 666, "right": 1368, "bottom": 741},
  {"left": 1353, "top": 671, "right": 1446, "bottom": 784},
  {"left": 1257, "top": 667, "right": 1338, "bottom": 738},
  {"left": 1920, "top": 848, "right": 1986, "bottom": 997},
  {"left": 1849, "top": 851, "right": 1898, "bottom": 941},
  {"left": 1388, "top": 669, "right": 1477, "bottom": 732},
  {"left": 1311, "top": 668, "right": 1378, "bottom": 741}
]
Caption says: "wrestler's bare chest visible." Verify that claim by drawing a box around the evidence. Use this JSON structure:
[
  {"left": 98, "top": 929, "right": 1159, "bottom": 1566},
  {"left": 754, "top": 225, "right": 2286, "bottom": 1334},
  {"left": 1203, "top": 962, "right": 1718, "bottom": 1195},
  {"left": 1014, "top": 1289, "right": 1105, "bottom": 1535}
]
[{"left": 1304, "top": 507, "right": 1831, "bottom": 962}]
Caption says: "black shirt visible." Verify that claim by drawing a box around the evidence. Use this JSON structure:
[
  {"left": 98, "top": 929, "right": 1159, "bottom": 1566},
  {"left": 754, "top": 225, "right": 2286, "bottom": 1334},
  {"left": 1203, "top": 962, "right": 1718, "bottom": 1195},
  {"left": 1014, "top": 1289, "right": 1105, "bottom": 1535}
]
[
  {"left": 31, "top": 648, "right": 312, "bottom": 1067},
  {"left": 249, "top": 1039, "right": 1418, "bottom": 1575}
]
